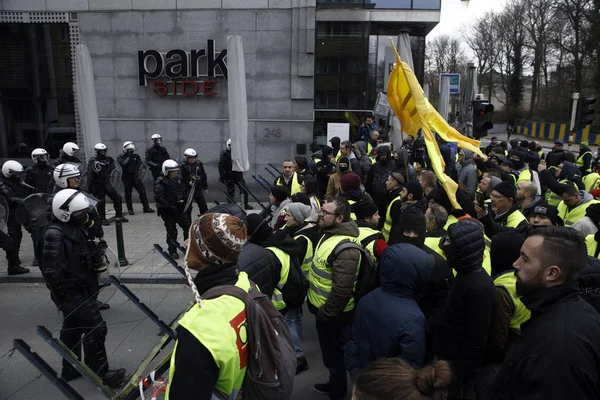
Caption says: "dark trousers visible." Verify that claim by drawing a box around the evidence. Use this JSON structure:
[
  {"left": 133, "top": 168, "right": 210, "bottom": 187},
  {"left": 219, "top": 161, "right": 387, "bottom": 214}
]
[
  {"left": 60, "top": 293, "right": 109, "bottom": 377},
  {"left": 94, "top": 186, "right": 123, "bottom": 220},
  {"left": 1, "top": 230, "right": 17, "bottom": 264},
  {"left": 316, "top": 317, "right": 352, "bottom": 400},
  {"left": 226, "top": 180, "right": 249, "bottom": 204},
  {"left": 161, "top": 208, "right": 191, "bottom": 253},
  {"left": 5, "top": 216, "right": 22, "bottom": 267},
  {"left": 123, "top": 176, "right": 150, "bottom": 211},
  {"left": 150, "top": 168, "right": 161, "bottom": 183}
]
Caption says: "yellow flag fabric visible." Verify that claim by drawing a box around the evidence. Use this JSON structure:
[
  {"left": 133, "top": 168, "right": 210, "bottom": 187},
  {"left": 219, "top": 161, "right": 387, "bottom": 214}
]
[{"left": 386, "top": 43, "right": 484, "bottom": 210}]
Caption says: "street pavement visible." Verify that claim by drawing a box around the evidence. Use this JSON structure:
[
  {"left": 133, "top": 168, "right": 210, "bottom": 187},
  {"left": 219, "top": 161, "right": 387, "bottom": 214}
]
[{"left": 0, "top": 284, "right": 333, "bottom": 400}]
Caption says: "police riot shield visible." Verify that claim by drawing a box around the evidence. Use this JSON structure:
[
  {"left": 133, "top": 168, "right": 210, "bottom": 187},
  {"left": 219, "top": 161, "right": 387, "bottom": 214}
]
[
  {"left": 15, "top": 193, "right": 49, "bottom": 230},
  {"left": 135, "top": 161, "right": 148, "bottom": 181},
  {"left": 0, "top": 195, "right": 7, "bottom": 231},
  {"left": 108, "top": 162, "right": 123, "bottom": 192}
]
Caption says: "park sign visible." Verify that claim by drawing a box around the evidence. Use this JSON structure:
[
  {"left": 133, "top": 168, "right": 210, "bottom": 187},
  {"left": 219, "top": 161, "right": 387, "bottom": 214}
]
[
  {"left": 440, "top": 73, "right": 461, "bottom": 95},
  {"left": 137, "top": 40, "right": 227, "bottom": 97}
]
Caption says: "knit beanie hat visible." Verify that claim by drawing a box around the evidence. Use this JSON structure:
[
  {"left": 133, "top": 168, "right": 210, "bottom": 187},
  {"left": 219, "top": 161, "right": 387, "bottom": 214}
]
[
  {"left": 393, "top": 208, "right": 426, "bottom": 248},
  {"left": 338, "top": 156, "right": 350, "bottom": 173},
  {"left": 530, "top": 203, "right": 561, "bottom": 226},
  {"left": 353, "top": 199, "right": 379, "bottom": 220},
  {"left": 493, "top": 181, "right": 516, "bottom": 200},
  {"left": 270, "top": 185, "right": 290, "bottom": 203},
  {"left": 487, "top": 176, "right": 502, "bottom": 195},
  {"left": 406, "top": 180, "right": 424, "bottom": 200},
  {"left": 340, "top": 173, "right": 361, "bottom": 192},
  {"left": 185, "top": 213, "right": 247, "bottom": 271},
  {"left": 287, "top": 202, "right": 311, "bottom": 224},
  {"left": 490, "top": 231, "right": 525, "bottom": 276}
]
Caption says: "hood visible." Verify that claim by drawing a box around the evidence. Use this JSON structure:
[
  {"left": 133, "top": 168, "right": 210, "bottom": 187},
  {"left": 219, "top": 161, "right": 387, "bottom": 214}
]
[
  {"left": 440, "top": 144, "right": 453, "bottom": 165},
  {"left": 378, "top": 244, "right": 431, "bottom": 298},
  {"left": 559, "top": 161, "right": 578, "bottom": 180},
  {"left": 323, "top": 220, "right": 359, "bottom": 237},
  {"left": 522, "top": 195, "right": 543, "bottom": 211},
  {"left": 577, "top": 190, "right": 594, "bottom": 206},
  {"left": 445, "top": 219, "right": 485, "bottom": 272},
  {"left": 286, "top": 222, "right": 319, "bottom": 243},
  {"left": 343, "top": 188, "right": 365, "bottom": 202},
  {"left": 485, "top": 176, "right": 503, "bottom": 196},
  {"left": 329, "top": 137, "right": 341, "bottom": 150},
  {"left": 490, "top": 231, "right": 525, "bottom": 277},
  {"left": 262, "top": 230, "right": 304, "bottom": 259},
  {"left": 460, "top": 149, "right": 473, "bottom": 167},
  {"left": 355, "top": 141, "right": 368, "bottom": 157}
]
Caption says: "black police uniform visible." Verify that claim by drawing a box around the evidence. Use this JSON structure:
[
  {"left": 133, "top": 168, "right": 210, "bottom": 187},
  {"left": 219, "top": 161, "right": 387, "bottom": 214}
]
[
  {"left": 117, "top": 151, "right": 152, "bottom": 213},
  {"left": 40, "top": 217, "right": 123, "bottom": 383},
  {"left": 154, "top": 173, "right": 190, "bottom": 255},
  {"left": 0, "top": 175, "right": 33, "bottom": 270},
  {"left": 145, "top": 144, "right": 170, "bottom": 181},
  {"left": 180, "top": 160, "right": 208, "bottom": 215},
  {"left": 218, "top": 148, "right": 249, "bottom": 206},
  {"left": 87, "top": 155, "right": 125, "bottom": 221},
  {"left": 52, "top": 151, "right": 81, "bottom": 167},
  {"left": 24, "top": 162, "right": 54, "bottom": 194}
]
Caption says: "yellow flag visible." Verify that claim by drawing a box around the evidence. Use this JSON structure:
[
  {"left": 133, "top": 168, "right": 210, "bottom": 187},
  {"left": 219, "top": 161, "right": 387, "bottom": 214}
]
[{"left": 386, "top": 43, "right": 484, "bottom": 210}]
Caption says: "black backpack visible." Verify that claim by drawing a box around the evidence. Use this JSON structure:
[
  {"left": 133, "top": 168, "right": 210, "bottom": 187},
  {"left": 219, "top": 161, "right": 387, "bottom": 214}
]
[
  {"left": 327, "top": 240, "right": 379, "bottom": 304},
  {"left": 203, "top": 283, "right": 296, "bottom": 400},
  {"left": 280, "top": 255, "right": 308, "bottom": 308}
]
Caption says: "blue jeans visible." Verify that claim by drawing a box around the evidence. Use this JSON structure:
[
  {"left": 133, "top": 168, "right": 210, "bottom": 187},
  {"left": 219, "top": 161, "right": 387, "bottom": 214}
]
[{"left": 285, "top": 306, "right": 304, "bottom": 358}]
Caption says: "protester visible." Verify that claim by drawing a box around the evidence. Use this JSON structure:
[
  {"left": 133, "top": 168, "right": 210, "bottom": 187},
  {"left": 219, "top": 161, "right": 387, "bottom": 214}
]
[
  {"left": 353, "top": 199, "right": 387, "bottom": 260},
  {"left": 458, "top": 149, "right": 478, "bottom": 199},
  {"left": 366, "top": 146, "right": 396, "bottom": 221},
  {"left": 381, "top": 171, "right": 405, "bottom": 240},
  {"left": 269, "top": 184, "right": 291, "bottom": 230},
  {"left": 275, "top": 159, "right": 303, "bottom": 196},
  {"left": 218, "top": 138, "right": 252, "bottom": 210},
  {"left": 302, "top": 174, "right": 321, "bottom": 221},
  {"left": 516, "top": 181, "right": 542, "bottom": 219},
  {"left": 326, "top": 156, "right": 352, "bottom": 200},
  {"left": 558, "top": 183, "right": 599, "bottom": 227},
  {"left": 475, "top": 181, "right": 528, "bottom": 237}
]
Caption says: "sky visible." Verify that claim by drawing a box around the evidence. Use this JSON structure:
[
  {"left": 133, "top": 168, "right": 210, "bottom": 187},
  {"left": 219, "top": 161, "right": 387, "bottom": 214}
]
[{"left": 428, "top": 0, "right": 508, "bottom": 40}]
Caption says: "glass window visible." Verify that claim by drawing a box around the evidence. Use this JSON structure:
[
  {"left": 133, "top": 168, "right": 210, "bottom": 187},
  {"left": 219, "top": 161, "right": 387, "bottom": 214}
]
[
  {"left": 317, "top": 0, "right": 441, "bottom": 9},
  {"left": 0, "top": 23, "right": 76, "bottom": 159}
]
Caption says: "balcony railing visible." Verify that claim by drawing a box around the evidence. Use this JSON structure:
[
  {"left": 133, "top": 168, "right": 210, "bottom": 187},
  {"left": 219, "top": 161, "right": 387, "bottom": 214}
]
[{"left": 317, "top": 0, "right": 441, "bottom": 10}]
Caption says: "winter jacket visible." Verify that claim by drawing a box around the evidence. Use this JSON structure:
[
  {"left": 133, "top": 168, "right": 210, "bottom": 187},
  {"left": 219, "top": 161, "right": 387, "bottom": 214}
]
[
  {"left": 284, "top": 221, "right": 319, "bottom": 261},
  {"left": 539, "top": 161, "right": 583, "bottom": 195},
  {"left": 366, "top": 158, "right": 396, "bottom": 208},
  {"left": 52, "top": 151, "right": 80, "bottom": 167},
  {"left": 326, "top": 169, "right": 351, "bottom": 200},
  {"left": 154, "top": 175, "right": 188, "bottom": 213},
  {"left": 387, "top": 197, "right": 429, "bottom": 246},
  {"left": 490, "top": 284, "right": 600, "bottom": 400},
  {"left": 24, "top": 163, "right": 54, "bottom": 194},
  {"left": 218, "top": 150, "right": 243, "bottom": 183},
  {"left": 0, "top": 176, "right": 33, "bottom": 217},
  {"left": 478, "top": 205, "right": 529, "bottom": 238},
  {"left": 433, "top": 220, "right": 495, "bottom": 381},
  {"left": 180, "top": 161, "right": 208, "bottom": 197},
  {"left": 145, "top": 145, "right": 170, "bottom": 175},
  {"left": 353, "top": 244, "right": 429, "bottom": 368},
  {"left": 520, "top": 195, "right": 543, "bottom": 220},
  {"left": 270, "top": 198, "right": 290, "bottom": 230},
  {"left": 314, "top": 147, "right": 336, "bottom": 197},
  {"left": 458, "top": 150, "right": 478, "bottom": 200},
  {"left": 237, "top": 243, "right": 280, "bottom": 298},
  {"left": 545, "top": 149, "right": 566, "bottom": 168},
  {"left": 354, "top": 141, "right": 373, "bottom": 181},
  {"left": 117, "top": 152, "right": 144, "bottom": 179},
  {"left": 307, "top": 220, "right": 362, "bottom": 322},
  {"left": 579, "top": 256, "right": 600, "bottom": 313},
  {"left": 87, "top": 156, "right": 119, "bottom": 193}
]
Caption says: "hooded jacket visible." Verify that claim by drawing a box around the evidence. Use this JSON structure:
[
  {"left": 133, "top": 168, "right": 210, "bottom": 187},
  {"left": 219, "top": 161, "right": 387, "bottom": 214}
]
[
  {"left": 315, "top": 146, "right": 335, "bottom": 197},
  {"left": 440, "top": 144, "right": 458, "bottom": 183},
  {"left": 539, "top": 161, "right": 584, "bottom": 198},
  {"left": 433, "top": 220, "right": 495, "bottom": 381},
  {"left": 236, "top": 243, "right": 280, "bottom": 298},
  {"left": 326, "top": 159, "right": 352, "bottom": 200},
  {"left": 354, "top": 141, "right": 373, "bottom": 181},
  {"left": 353, "top": 244, "right": 429, "bottom": 368},
  {"left": 490, "top": 284, "right": 600, "bottom": 399},
  {"left": 521, "top": 195, "right": 543, "bottom": 220},
  {"left": 458, "top": 150, "right": 478, "bottom": 199},
  {"left": 366, "top": 148, "right": 395, "bottom": 208}
]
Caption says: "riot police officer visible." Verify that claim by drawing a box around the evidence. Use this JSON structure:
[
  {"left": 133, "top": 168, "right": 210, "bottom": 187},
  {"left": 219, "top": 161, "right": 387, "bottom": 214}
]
[
  {"left": 41, "top": 189, "right": 126, "bottom": 386},
  {"left": 180, "top": 148, "right": 208, "bottom": 216},
  {"left": 155, "top": 159, "right": 190, "bottom": 259},
  {"left": 117, "top": 141, "right": 154, "bottom": 215},
  {"left": 145, "top": 134, "right": 170, "bottom": 181},
  {"left": 53, "top": 142, "right": 81, "bottom": 167},
  {"left": 88, "top": 143, "right": 128, "bottom": 225},
  {"left": 0, "top": 161, "right": 32, "bottom": 275},
  {"left": 218, "top": 138, "right": 253, "bottom": 210}
]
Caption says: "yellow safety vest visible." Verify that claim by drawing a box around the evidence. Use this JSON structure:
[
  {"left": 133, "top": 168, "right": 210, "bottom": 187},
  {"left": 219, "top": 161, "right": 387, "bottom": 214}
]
[
  {"left": 516, "top": 169, "right": 532, "bottom": 184},
  {"left": 443, "top": 215, "right": 492, "bottom": 275},
  {"left": 494, "top": 271, "right": 531, "bottom": 329},
  {"left": 505, "top": 209, "right": 528, "bottom": 228},
  {"left": 382, "top": 196, "right": 402, "bottom": 242},
  {"left": 538, "top": 149, "right": 544, "bottom": 160},
  {"left": 308, "top": 234, "right": 361, "bottom": 312},
  {"left": 266, "top": 246, "right": 291, "bottom": 311},
  {"left": 369, "top": 156, "right": 377, "bottom": 164},
  {"left": 558, "top": 199, "right": 600, "bottom": 226},
  {"left": 367, "top": 142, "right": 374, "bottom": 156},
  {"left": 167, "top": 272, "right": 252, "bottom": 400},
  {"left": 545, "top": 179, "right": 572, "bottom": 207},
  {"left": 586, "top": 234, "right": 599, "bottom": 257},
  {"left": 577, "top": 151, "right": 593, "bottom": 174},
  {"left": 348, "top": 199, "right": 357, "bottom": 221},
  {"left": 583, "top": 173, "right": 600, "bottom": 194},
  {"left": 357, "top": 226, "right": 382, "bottom": 260},
  {"left": 424, "top": 236, "right": 445, "bottom": 259},
  {"left": 294, "top": 233, "right": 314, "bottom": 276},
  {"left": 275, "top": 172, "right": 303, "bottom": 196}
]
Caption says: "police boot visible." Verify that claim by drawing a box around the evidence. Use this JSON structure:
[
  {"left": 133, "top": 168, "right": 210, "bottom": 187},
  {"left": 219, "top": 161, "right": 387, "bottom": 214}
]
[
  {"left": 143, "top": 207, "right": 155, "bottom": 213},
  {"left": 102, "top": 368, "right": 127, "bottom": 389},
  {"left": 245, "top": 203, "right": 254, "bottom": 210},
  {"left": 8, "top": 266, "right": 30, "bottom": 275}
]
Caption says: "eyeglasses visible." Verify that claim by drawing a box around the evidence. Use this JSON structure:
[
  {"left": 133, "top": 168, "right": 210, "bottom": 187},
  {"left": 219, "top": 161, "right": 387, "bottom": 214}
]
[{"left": 319, "top": 209, "right": 338, "bottom": 217}]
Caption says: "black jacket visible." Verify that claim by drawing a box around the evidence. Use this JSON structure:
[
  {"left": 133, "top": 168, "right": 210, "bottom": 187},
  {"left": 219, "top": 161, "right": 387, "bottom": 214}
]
[
  {"left": 478, "top": 205, "right": 529, "bottom": 238},
  {"left": 117, "top": 152, "right": 143, "bottom": 178},
  {"left": 154, "top": 175, "right": 188, "bottom": 212},
  {"left": 420, "top": 243, "right": 453, "bottom": 338},
  {"left": 539, "top": 162, "right": 584, "bottom": 195},
  {"left": 180, "top": 161, "right": 208, "bottom": 195},
  {"left": 87, "top": 156, "right": 117, "bottom": 191},
  {"left": 545, "top": 148, "right": 566, "bottom": 169},
  {"left": 47, "top": 186, "right": 104, "bottom": 239},
  {"left": 145, "top": 145, "right": 170, "bottom": 172},
  {"left": 366, "top": 159, "right": 396, "bottom": 208},
  {"left": 236, "top": 243, "right": 280, "bottom": 298},
  {"left": 490, "top": 284, "right": 600, "bottom": 399},
  {"left": 284, "top": 222, "right": 320, "bottom": 258},
  {"left": 52, "top": 151, "right": 80, "bottom": 167},
  {"left": 24, "top": 164, "right": 54, "bottom": 193},
  {"left": 387, "top": 197, "right": 429, "bottom": 246},
  {"left": 578, "top": 256, "right": 600, "bottom": 313},
  {"left": 218, "top": 150, "right": 244, "bottom": 183},
  {"left": 433, "top": 221, "right": 495, "bottom": 381},
  {"left": 0, "top": 176, "right": 34, "bottom": 216}
]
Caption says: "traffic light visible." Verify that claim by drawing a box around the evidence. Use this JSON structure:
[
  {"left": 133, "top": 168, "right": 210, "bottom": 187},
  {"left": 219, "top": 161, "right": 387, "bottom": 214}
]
[
  {"left": 472, "top": 100, "right": 494, "bottom": 139},
  {"left": 575, "top": 96, "right": 596, "bottom": 131}
]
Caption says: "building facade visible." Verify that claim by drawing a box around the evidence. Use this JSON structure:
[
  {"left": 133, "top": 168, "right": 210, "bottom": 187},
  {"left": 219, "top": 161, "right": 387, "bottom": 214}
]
[{"left": 0, "top": 0, "right": 439, "bottom": 195}]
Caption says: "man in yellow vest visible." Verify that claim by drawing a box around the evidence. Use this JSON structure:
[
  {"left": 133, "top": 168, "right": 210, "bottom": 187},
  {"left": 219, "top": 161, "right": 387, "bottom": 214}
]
[
  {"left": 308, "top": 197, "right": 361, "bottom": 399},
  {"left": 381, "top": 171, "right": 404, "bottom": 240},
  {"left": 425, "top": 204, "right": 449, "bottom": 259},
  {"left": 577, "top": 141, "right": 594, "bottom": 176},
  {"left": 387, "top": 181, "right": 429, "bottom": 245},
  {"left": 274, "top": 159, "right": 303, "bottom": 196},
  {"left": 166, "top": 213, "right": 250, "bottom": 399},
  {"left": 474, "top": 181, "right": 528, "bottom": 238},
  {"left": 538, "top": 161, "right": 584, "bottom": 207},
  {"left": 353, "top": 199, "right": 387, "bottom": 260},
  {"left": 558, "top": 183, "right": 600, "bottom": 227},
  {"left": 283, "top": 202, "right": 319, "bottom": 374}
]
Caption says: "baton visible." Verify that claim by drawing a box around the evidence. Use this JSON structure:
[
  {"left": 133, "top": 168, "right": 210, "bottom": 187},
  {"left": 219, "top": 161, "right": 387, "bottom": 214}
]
[{"left": 252, "top": 175, "right": 271, "bottom": 193}]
